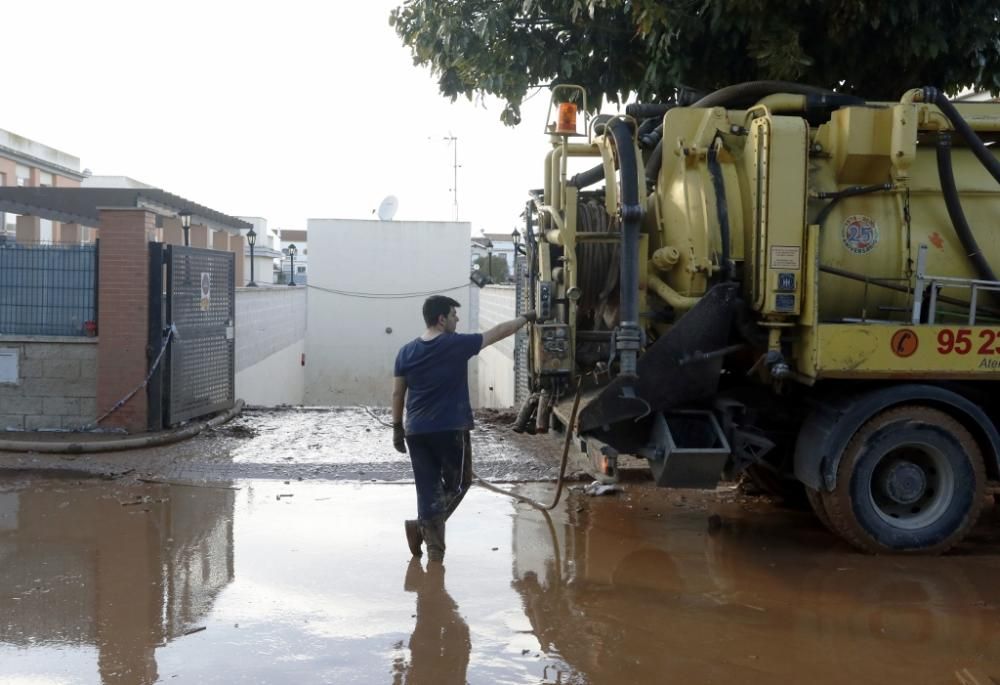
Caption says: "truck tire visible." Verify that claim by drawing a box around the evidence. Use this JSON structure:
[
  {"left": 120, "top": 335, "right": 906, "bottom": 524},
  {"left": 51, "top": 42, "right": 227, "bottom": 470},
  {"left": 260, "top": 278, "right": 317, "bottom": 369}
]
[
  {"left": 805, "top": 486, "right": 836, "bottom": 534},
  {"left": 822, "top": 406, "right": 986, "bottom": 554}
]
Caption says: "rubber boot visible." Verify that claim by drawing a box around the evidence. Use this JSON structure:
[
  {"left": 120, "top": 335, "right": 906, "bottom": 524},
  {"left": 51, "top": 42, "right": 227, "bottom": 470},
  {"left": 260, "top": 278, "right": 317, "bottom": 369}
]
[
  {"left": 421, "top": 517, "right": 446, "bottom": 562},
  {"left": 404, "top": 519, "right": 423, "bottom": 557}
]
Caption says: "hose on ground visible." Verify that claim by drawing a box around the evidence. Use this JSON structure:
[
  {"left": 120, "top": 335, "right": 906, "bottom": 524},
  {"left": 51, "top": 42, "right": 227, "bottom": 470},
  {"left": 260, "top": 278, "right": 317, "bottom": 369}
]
[
  {"left": 473, "top": 385, "right": 583, "bottom": 512},
  {"left": 0, "top": 400, "right": 245, "bottom": 454}
]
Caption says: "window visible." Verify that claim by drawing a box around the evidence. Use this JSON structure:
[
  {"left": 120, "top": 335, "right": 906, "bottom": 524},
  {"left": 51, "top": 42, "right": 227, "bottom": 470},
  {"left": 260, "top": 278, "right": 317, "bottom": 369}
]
[
  {"left": 40, "top": 219, "right": 53, "bottom": 243},
  {"left": 15, "top": 164, "right": 30, "bottom": 187},
  {"left": 0, "top": 173, "right": 5, "bottom": 235},
  {"left": 4, "top": 213, "right": 19, "bottom": 237},
  {"left": 38, "top": 171, "right": 53, "bottom": 187},
  {"left": 297, "top": 266, "right": 306, "bottom": 274}
]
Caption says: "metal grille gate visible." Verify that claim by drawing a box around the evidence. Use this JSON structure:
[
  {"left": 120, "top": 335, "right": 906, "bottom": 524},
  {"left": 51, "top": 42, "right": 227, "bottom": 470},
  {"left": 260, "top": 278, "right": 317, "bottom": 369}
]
[
  {"left": 513, "top": 254, "right": 530, "bottom": 405},
  {"left": 149, "top": 244, "right": 235, "bottom": 429}
]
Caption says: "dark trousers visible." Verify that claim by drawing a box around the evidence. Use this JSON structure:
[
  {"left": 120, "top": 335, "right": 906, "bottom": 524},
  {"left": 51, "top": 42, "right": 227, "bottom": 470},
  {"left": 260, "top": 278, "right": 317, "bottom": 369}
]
[{"left": 406, "top": 430, "right": 472, "bottom": 523}]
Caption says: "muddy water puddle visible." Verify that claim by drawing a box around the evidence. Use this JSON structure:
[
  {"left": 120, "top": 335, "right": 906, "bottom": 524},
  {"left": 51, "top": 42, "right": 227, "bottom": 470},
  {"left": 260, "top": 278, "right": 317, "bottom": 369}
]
[{"left": 0, "top": 477, "right": 998, "bottom": 684}]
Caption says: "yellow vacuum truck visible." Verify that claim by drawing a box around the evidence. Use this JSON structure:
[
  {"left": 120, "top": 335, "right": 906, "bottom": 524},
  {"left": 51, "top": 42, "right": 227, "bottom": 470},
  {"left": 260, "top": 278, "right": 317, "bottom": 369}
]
[{"left": 517, "top": 82, "right": 1000, "bottom": 553}]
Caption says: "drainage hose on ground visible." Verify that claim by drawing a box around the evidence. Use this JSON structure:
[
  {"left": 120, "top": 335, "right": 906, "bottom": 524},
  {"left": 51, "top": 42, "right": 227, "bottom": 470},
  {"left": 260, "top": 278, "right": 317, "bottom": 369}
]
[
  {"left": 473, "top": 386, "right": 583, "bottom": 512},
  {"left": 0, "top": 401, "right": 245, "bottom": 454}
]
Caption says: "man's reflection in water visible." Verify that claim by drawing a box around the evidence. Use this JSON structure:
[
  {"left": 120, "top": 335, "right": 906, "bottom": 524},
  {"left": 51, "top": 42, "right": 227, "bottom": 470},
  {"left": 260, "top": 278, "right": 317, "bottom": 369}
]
[{"left": 401, "top": 560, "right": 470, "bottom": 684}]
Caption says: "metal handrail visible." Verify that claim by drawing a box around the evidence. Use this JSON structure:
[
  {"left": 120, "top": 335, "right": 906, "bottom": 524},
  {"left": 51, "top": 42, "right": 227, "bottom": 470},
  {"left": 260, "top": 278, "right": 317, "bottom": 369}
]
[{"left": 912, "top": 244, "right": 1000, "bottom": 325}]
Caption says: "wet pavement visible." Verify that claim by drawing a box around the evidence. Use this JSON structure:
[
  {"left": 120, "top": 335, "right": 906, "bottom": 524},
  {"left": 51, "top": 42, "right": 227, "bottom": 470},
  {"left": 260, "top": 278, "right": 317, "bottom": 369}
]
[
  {"left": 0, "top": 408, "right": 571, "bottom": 484},
  {"left": 2, "top": 474, "right": 999, "bottom": 684}
]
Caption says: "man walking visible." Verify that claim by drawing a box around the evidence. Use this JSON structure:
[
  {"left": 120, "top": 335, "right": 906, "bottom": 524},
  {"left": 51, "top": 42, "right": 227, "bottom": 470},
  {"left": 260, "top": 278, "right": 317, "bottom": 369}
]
[{"left": 392, "top": 294, "right": 535, "bottom": 562}]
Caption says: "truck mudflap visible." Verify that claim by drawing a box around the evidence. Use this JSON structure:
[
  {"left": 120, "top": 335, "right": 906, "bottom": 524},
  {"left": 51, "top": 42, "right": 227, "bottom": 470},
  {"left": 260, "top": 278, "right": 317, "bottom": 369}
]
[{"left": 578, "top": 283, "right": 743, "bottom": 455}]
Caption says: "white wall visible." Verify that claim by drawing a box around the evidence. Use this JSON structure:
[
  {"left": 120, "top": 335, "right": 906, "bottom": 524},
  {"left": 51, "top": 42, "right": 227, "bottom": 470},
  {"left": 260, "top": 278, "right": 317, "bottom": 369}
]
[
  {"left": 475, "top": 285, "right": 518, "bottom": 408},
  {"left": 235, "top": 286, "right": 307, "bottom": 406},
  {"left": 235, "top": 340, "right": 306, "bottom": 406},
  {"left": 304, "top": 219, "right": 472, "bottom": 406}
]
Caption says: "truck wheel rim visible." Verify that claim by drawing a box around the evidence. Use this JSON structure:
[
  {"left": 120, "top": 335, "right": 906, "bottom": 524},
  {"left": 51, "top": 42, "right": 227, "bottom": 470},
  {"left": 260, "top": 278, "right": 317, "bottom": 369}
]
[{"left": 867, "top": 441, "right": 954, "bottom": 530}]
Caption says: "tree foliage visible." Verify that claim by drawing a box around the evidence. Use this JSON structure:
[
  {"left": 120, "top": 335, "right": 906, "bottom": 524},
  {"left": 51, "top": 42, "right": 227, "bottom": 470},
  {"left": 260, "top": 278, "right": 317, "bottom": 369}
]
[
  {"left": 390, "top": 0, "right": 1000, "bottom": 124},
  {"left": 474, "top": 254, "right": 510, "bottom": 282}
]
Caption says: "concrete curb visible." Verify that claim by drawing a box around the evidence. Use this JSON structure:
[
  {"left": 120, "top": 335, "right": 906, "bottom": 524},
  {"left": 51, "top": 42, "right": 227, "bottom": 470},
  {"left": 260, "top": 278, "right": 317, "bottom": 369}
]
[{"left": 0, "top": 400, "right": 245, "bottom": 454}]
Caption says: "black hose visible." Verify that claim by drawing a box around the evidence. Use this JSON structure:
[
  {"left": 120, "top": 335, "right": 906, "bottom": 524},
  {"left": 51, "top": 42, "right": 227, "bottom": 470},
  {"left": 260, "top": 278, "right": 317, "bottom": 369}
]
[
  {"left": 924, "top": 87, "right": 1000, "bottom": 186},
  {"left": 607, "top": 118, "right": 643, "bottom": 375},
  {"left": 813, "top": 183, "right": 893, "bottom": 228},
  {"left": 569, "top": 119, "right": 661, "bottom": 189},
  {"left": 691, "top": 80, "right": 836, "bottom": 108},
  {"left": 638, "top": 118, "right": 660, "bottom": 136},
  {"left": 566, "top": 114, "right": 656, "bottom": 188},
  {"left": 626, "top": 103, "right": 674, "bottom": 119},
  {"left": 568, "top": 164, "right": 607, "bottom": 189},
  {"left": 936, "top": 131, "right": 998, "bottom": 284},
  {"left": 706, "top": 139, "right": 732, "bottom": 280}
]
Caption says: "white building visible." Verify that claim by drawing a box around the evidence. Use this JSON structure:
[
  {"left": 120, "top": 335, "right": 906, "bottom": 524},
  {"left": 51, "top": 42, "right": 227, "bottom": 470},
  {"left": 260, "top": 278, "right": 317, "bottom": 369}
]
[
  {"left": 303, "top": 219, "right": 473, "bottom": 405},
  {"left": 277, "top": 228, "right": 308, "bottom": 284},
  {"left": 0, "top": 127, "right": 86, "bottom": 242},
  {"left": 238, "top": 216, "right": 284, "bottom": 285}
]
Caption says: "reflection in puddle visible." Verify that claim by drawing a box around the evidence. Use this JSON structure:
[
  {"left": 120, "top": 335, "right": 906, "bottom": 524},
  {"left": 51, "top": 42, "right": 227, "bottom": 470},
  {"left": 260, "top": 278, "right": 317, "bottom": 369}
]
[
  {"left": 392, "top": 559, "right": 471, "bottom": 683},
  {"left": 0, "top": 479, "right": 234, "bottom": 684},
  {"left": 511, "top": 487, "right": 1000, "bottom": 683},
  {"left": 1, "top": 477, "right": 997, "bottom": 683}
]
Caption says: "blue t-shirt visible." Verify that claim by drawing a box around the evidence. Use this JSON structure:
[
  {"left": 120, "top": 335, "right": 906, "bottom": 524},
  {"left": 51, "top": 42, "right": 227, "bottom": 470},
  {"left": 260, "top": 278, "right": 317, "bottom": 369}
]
[{"left": 394, "top": 332, "right": 483, "bottom": 435}]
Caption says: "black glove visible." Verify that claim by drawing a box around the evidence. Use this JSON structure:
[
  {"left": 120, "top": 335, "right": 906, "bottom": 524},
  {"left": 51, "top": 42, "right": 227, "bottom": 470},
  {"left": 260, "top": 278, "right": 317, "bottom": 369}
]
[
  {"left": 522, "top": 310, "right": 537, "bottom": 323},
  {"left": 393, "top": 423, "right": 407, "bottom": 454}
]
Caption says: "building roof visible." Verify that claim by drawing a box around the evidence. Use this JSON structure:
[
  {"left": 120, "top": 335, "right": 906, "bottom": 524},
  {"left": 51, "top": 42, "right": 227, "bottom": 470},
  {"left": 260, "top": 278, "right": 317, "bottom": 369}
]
[
  {"left": 280, "top": 229, "right": 307, "bottom": 242},
  {"left": 0, "top": 128, "right": 83, "bottom": 180},
  {"left": 482, "top": 232, "right": 517, "bottom": 243},
  {"left": 81, "top": 175, "right": 153, "bottom": 189},
  {"left": 0, "top": 187, "right": 252, "bottom": 230}
]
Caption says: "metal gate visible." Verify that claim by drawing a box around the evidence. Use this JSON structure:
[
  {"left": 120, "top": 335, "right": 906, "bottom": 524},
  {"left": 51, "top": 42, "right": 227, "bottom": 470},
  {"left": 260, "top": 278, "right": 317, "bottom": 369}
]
[{"left": 149, "top": 244, "right": 235, "bottom": 429}]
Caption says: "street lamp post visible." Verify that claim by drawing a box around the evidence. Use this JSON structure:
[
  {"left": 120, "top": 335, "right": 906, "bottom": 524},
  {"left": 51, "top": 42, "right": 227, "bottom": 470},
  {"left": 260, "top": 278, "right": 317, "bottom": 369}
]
[
  {"left": 487, "top": 246, "right": 493, "bottom": 283},
  {"left": 288, "top": 243, "right": 297, "bottom": 286},
  {"left": 179, "top": 211, "right": 192, "bottom": 246},
  {"left": 247, "top": 228, "right": 258, "bottom": 287}
]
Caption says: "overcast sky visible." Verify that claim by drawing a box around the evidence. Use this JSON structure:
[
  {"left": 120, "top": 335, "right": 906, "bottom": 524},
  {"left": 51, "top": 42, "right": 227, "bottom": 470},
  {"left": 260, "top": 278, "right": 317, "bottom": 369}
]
[{"left": 3, "top": 0, "right": 597, "bottom": 236}]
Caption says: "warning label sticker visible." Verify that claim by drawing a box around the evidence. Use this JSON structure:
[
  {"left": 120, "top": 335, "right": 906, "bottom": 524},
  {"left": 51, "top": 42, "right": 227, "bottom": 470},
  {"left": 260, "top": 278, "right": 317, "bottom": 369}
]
[{"left": 769, "top": 245, "right": 801, "bottom": 270}]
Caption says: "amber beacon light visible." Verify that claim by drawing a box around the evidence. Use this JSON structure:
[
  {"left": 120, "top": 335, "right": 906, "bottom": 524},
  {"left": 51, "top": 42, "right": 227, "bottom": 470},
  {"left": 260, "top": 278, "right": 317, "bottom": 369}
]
[{"left": 555, "top": 102, "right": 578, "bottom": 135}]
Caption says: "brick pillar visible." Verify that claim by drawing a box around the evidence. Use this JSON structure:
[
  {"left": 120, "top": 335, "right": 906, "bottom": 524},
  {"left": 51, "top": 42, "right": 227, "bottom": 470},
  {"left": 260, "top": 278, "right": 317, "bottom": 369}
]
[
  {"left": 15, "top": 214, "right": 40, "bottom": 243},
  {"left": 190, "top": 224, "right": 210, "bottom": 248},
  {"left": 96, "top": 209, "right": 154, "bottom": 433},
  {"left": 228, "top": 233, "right": 245, "bottom": 286}
]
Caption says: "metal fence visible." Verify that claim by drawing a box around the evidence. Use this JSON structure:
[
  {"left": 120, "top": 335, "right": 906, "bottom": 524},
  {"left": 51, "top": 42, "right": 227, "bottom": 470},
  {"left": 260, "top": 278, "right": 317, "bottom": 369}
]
[{"left": 0, "top": 242, "right": 98, "bottom": 337}]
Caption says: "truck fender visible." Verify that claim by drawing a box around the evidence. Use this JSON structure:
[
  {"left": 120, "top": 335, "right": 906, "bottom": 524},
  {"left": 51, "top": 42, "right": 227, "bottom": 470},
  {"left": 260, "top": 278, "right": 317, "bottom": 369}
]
[{"left": 793, "top": 384, "right": 1000, "bottom": 491}]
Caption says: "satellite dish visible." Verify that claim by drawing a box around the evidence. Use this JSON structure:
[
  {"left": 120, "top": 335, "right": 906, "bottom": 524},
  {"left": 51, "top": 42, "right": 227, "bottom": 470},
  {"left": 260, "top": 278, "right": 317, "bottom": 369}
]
[{"left": 377, "top": 195, "right": 399, "bottom": 221}]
